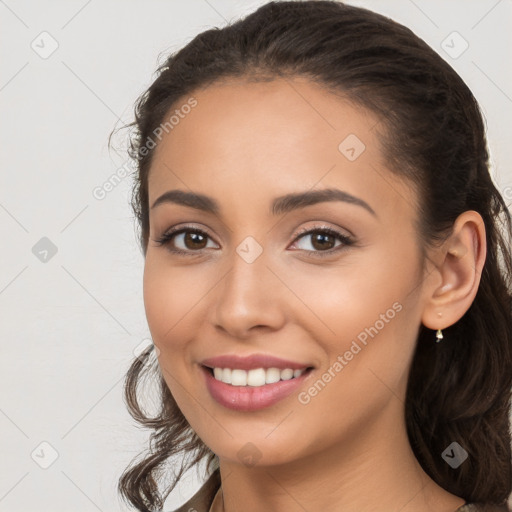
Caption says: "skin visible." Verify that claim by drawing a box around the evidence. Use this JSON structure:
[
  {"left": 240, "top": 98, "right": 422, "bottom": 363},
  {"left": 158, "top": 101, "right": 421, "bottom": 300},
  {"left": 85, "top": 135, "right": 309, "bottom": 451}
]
[{"left": 143, "top": 77, "right": 486, "bottom": 512}]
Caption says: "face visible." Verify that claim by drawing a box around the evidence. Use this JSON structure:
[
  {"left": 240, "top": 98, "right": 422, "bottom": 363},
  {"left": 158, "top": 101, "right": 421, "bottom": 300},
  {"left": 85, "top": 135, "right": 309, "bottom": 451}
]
[{"left": 143, "top": 77, "right": 428, "bottom": 467}]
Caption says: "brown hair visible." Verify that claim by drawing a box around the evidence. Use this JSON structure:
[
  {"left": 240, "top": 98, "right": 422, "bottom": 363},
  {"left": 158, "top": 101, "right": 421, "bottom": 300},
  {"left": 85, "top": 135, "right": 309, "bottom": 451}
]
[{"left": 111, "top": 1, "right": 512, "bottom": 510}]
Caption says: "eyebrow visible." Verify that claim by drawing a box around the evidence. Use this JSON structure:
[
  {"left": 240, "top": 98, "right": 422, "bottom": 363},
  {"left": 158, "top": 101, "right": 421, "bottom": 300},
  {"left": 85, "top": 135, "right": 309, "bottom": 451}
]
[{"left": 150, "top": 188, "right": 377, "bottom": 217}]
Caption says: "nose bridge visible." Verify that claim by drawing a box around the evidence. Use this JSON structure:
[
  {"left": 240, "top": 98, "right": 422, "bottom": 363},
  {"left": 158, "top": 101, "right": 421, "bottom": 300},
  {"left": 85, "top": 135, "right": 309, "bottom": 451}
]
[
  {"left": 212, "top": 234, "right": 285, "bottom": 336},
  {"left": 220, "top": 235, "right": 270, "bottom": 310}
]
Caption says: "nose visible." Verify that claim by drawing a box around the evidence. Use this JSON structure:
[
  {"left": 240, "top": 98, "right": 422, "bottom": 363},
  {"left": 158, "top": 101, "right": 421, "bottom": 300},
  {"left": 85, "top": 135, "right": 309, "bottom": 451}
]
[{"left": 211, "top": 245, "right": 286, "bottom": 339}]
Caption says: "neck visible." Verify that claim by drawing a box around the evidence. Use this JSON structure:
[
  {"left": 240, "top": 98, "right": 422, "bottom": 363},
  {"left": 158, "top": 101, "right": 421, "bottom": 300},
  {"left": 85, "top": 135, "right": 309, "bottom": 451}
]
[{"left": 215, "top": 401, "right": 465, "bottom": 512}]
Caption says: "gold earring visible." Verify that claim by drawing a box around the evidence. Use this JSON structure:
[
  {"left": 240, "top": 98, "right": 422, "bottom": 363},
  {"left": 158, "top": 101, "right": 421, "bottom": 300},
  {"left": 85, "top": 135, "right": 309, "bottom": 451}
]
[{"left": 436, "top": 329, "right": 443, "bottom": 342}]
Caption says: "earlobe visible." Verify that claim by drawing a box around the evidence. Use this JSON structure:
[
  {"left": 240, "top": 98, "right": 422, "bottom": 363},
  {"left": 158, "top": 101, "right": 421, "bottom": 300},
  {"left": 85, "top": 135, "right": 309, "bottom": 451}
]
[{"left": 421, "top": 210, "right": 487, "bottom": 332}]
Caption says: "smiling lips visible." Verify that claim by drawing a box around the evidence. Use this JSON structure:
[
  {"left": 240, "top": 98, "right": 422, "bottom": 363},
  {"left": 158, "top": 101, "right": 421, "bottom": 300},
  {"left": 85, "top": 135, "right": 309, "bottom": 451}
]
[
  {"left": 212, "top": 367, "right": 307, "bottom": 387},
  {"left": 200, "top": 353, "right": 315, "bottom": 410},
  {"left": 201, "top": 353, "right": 313, "bottom": 386}
]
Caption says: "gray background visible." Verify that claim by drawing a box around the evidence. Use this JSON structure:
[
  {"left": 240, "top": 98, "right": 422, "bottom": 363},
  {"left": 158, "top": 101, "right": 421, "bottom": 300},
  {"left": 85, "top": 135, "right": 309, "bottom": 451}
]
[{"left": 0, "top": 0, "right": 511, "bottom": 510}]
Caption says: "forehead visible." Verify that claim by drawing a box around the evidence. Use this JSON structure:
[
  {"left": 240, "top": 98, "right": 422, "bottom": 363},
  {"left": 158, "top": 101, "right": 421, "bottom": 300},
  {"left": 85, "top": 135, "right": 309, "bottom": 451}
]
[
  {"left": 151, "top": 77, "right": 378, "bottom": 169},
  {"left": 147, "top": 77, "right": 417, "bottom": 223}
]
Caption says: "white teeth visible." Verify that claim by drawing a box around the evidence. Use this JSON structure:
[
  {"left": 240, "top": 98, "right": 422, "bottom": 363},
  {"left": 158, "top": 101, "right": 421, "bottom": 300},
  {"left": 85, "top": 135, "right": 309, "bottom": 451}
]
[
  {"left": 231, "top": 369, "right": 247, "bottom": 386},
  {"left": 221, "top": 368, "right": 231, "bottom": 383},
  {"left": 265, "top": 367, "right": 281, "bottom": 384},
  {"left": 247, "top": 368, "right": 266, "bottom": 386},
  {"left": 281, "top": 368, "right": 294, "bottom": 380},
  {"left": 210, "top": 367, "right": 308, "bottom": 386}
]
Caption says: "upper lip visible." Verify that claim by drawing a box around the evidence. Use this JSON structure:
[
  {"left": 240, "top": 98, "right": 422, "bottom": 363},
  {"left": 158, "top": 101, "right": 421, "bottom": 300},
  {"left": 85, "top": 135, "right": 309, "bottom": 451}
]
[{"left": 200, "top": 354, "right": 314, "bottom": 371}]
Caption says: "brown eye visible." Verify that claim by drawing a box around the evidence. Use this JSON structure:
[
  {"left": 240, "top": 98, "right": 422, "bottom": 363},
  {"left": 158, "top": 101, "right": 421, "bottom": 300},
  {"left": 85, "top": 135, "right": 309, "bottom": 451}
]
[
  {"left": 183, "top": 231, "right": 208, "bottom": 250},
  {"left": 309, "top": 231, "right": 336, "bottom": 251},
  {"left": 154, "top": 227, "right": 218, "bottom": 254},
  {"left": 290, "top": 226, "right": 355, "bottom": 258}
]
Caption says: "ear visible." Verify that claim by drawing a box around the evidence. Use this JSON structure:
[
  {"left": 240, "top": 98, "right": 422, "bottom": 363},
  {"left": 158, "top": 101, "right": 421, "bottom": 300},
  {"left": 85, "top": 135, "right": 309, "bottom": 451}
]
[{"left": 421, "top": 210, "right": 487, "bottom": 331}]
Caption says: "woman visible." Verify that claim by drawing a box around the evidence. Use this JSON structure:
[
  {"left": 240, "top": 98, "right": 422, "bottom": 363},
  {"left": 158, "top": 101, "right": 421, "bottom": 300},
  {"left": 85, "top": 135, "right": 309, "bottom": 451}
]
[{"left": 114, "top": 1, "right": 512, "bottom": 511}]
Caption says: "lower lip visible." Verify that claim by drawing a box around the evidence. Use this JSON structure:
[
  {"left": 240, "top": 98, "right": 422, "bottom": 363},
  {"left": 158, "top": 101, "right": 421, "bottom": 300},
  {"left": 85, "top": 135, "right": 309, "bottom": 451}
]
[{"left": 201, "top": 365, "right": 313, "bottom": 411}]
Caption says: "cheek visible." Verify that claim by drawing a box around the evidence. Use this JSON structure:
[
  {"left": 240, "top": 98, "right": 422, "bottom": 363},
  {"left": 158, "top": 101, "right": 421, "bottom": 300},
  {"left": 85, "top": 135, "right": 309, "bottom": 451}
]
[
  {"left": 142, "top": 257, "right": 200, "bottom": 411},
  {"left": 283, "top": 248, "right": 420, "bottom": 378},
  {"left": 142, "top": 253, "right": 217, "bottom": 349},
  {"left": 143, "top": 254, "right": 190, "bottom": 349},
  {"left": 282, "top": 256, "right": 398, "bottom": 340}
]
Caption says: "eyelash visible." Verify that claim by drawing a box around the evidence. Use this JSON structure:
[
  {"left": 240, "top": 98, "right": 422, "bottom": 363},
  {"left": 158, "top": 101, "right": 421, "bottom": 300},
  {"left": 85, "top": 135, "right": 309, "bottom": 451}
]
[{"left": 153, "top": 223, "right": 355, "bottom": 258}]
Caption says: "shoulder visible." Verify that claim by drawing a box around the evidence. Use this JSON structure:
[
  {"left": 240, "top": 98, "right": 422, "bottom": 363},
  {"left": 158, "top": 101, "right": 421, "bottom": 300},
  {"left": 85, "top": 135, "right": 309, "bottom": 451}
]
[
  {"left": 456, "top": 503, "right": 511, "bottom": 512},
  {"left": 168, "top": 468, "right": 221, "bottom": 512}
]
